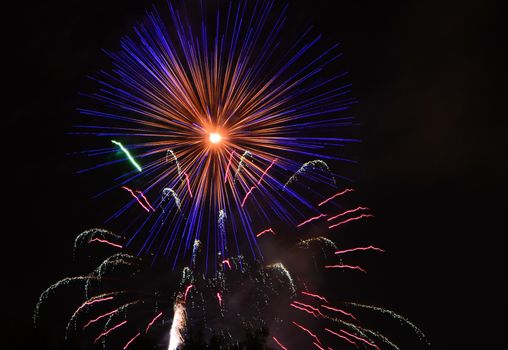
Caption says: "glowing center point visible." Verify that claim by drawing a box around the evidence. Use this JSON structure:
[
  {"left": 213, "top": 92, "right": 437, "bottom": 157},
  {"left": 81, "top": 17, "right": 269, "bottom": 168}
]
[{"left": 209, "top": 132, "right": 222, "bottom": 144}]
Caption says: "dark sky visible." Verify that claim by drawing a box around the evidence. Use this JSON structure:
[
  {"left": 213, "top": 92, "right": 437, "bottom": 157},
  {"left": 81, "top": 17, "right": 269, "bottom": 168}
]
[{"left": 4, "top": 0, "right": 505, "bottom": 349}]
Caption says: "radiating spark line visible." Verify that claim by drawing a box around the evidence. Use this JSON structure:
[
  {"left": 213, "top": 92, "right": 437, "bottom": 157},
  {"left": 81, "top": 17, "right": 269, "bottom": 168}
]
[
  {"left": 291, "top": 303, "right": 318, "bottom": 318},
  {"left": 89, "top": 238, "right": 123, "bottom": 249},
  {"left": 334, "top": 246, "right": 385, "bottom": 255},
  {"left": 318, "top": 188, "right": 355, "bottom": 207},
  {"left": 136, "top": 190, "right": 155, "bottom": 211},
  {"left": 83, "top": 309, "right": 119, "bottom": 329},
  {"left": 297, "top": 214, "right": 327, "bottom": 227},
  {"left": 224, "top": 151, "right": 236, "bottom": 183},
  {"left": 292, "top": 321, "right": 322, "bottom": 345},
  {"left": 339, "top": 329, "right": 380, "bottom": 350},
  {"left": 94, "top": 320, "right": 127, "bottom": 343},
  {"left": 257, "top": 159, "right": 277, "bottom": 185},
  {"left": 324, "top": 264, "right": 367, "bottom": 273},
  {"left": 327, "top": 206, "right": 369, "bottom": 221},
  {"left": 293, "top": 301, "right": 324, "bottom": 317},
  {"left": 313, "top": 342, "right": 326, "bottom": 350},
  {"left": 183, "top": 284, "right": 193, "bottom": 302},
  {"left": 145, "top": 312, "right": 163, "bottom": 333},
  {"left": 123, "top": 332, "right": 141, "bottom": 349},
  {"left": 324, "top": 328, "right": 358, "bottom": 347},
  {"left": 256, "top": 228, "right": 274, "bottom": 237},
  {"left": 74, "top": 296, "right": 114, "bottom": 315},
  {"left": 302, "top": 291, "right": 329, "bottom": 303},
  {"left": 183, "top": 173, "right": 193, "bottom": 198},
  {"left": 320, "top": 305, "right": 357, "bottom": 320},
  {"left": 328, "top": 214, "right": 374, "bottom": 229},
  {"left": 122, "top": 186, "right": 150, "bottom": 212},
  {"left": 241, "top": 186, "right": 256, "bottom": 207},
  {"left": 273, "top": 336, "right": 289, "bottom": 350},
  {"left": 111, "top": 140, "right": 142, "bottom": 172}
]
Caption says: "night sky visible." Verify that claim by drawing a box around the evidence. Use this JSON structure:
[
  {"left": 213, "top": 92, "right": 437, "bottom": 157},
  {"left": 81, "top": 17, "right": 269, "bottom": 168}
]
[{"left": 5, "top": 0, "right": 505, "bottom": 349}]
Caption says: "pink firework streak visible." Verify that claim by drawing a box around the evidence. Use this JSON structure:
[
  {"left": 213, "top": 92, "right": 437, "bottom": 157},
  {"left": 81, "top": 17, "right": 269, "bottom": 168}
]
[
  {"left": 122, "top": 186, "right": 150, "bottom": 212},
  {"left": 334, "top": 246, "right": 385, "bottom": 255},
  {"left": 313, "top": 342, "right": 326, "bottom": 350},
  {"left": 293, "top": 301, "right": 325, "bottom": 318},
  {"left": 324, "top": 264, "right": 367, "bottom": 273},
  {"left": 256, "top": 228, "right": 275, "bottom": 237},
  {"left": 123, "top": 332, "right": 141, "bottom": 349},
  {"left": 83, "top": 308, "right": 120, "bottom": 329},
  {"left": 136, "top": 190, "right": 155, "bottom": 211},
  {"left": 241, "top": 159, "right": 277, "bottom": 207},
  {"left": 74, "top": 296, "right": 114, "bottom": 315},
  {"left": 273, "top": 336, "right": 289, "bottom": 350},
  {"left": 320, "top": 305, "right": 357, "bottom": 320},
  {"left": 327, "top": 206, "right": 369, "bottom": 221},
  {"left": 222, "top": 259, "right": 232, "bottom": 269},
  {"left": 291, "top": 303, "right": 318, "bottom": 318},
  {"left": 145, "top": 312, "right": 163, "bottom": 333},
  {"left": 89, "top": 238, "right": 123, "bottom": 249},
  {"left": 223, "top": 151, "right": 236, "bottom": 183},
  {"left": 318, "top": 188, "right": 355, "bottom": 207},
  {"left": 324, "top": 328, "right": 358, "bottom": 347},
  {"left": 328, "top": 214, "right": 374, "bottom": 230},
  {"left": 217, "top": 292, "right": 223, "bottom": 306},
  {"left": 339, "top": 329, "right": 380, "bottom": 350},
  {"left": 183, "top": 172, "right": 193, "bottom": 198},
  {"left": 183, "top": 284, "right": 194, "bottom": 302},
  {"left": 297, "top": 213, "right": 327, "bottom": 228},
  {"left": 93, "top": 320, "right": 127, "bottom": 343},
  {"left": 292, "top": 321, "right": 322, "bottom": 345},
  {"left": 301, "top": 291, "right": 329, "bottom": 304}
]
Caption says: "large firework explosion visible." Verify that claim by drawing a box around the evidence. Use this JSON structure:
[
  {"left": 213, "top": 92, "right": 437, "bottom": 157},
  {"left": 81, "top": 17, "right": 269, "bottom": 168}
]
[{"left": 35, "top": 0, "right": 428, "bottom": 349}]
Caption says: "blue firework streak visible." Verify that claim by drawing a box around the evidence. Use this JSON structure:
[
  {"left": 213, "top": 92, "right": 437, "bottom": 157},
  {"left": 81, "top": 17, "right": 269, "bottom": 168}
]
[{"left": 73, "top": 0, "right": 359, "bottom": 270}]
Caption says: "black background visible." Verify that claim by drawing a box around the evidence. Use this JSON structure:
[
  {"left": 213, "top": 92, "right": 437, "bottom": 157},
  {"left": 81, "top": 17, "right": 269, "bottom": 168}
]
[{"left": 4, "top": 0, "right": 505, "bottom": 349}]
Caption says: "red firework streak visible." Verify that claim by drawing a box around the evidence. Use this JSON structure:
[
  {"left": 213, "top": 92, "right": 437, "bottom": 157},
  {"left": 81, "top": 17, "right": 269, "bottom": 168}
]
[
  {"left": 183, "top": 284, "right": 194, "bottom": 302},
  {"left": 324, "top": 328, "right": 358, "bottom": 347},
  {"left": 301, "top": 291, "right": 329, "bottom": 304},
  {"left": 217, "top": 292, "right": 223, "bottom": 306},
  {"left": 334, "top": 246, "right": 385, "bottom": 255},
  {"left": 320, "top": 305, "right": 357, "bottom": 320},
  {"left": 145, "top": 312, "right": 163, "bottom": 333},
  {"left": 272, "top": 336, "right": 289, "bottom": 350},
  {"left": 222, "top": 259, "right": 232, "bottom": 269},
  {"left": 93, "top": 320, "right": 127, "bottom": 343},
  {"left": 183, "top": 172, "right": 193, "bottom": 198},
  {"left": 89, "top": 238, "right": 123, "bottom": 249},
  {"left": 328, "top": 214, "right": 374, "bottom": 230},
  {"left": 122, "top": 186, "right": 152, "bottom": 212},
  {"left": 83, "top": 308, "right": 120, "bottom": 329},
  {"left": 123, "top": 332, "right": 141, "bottom": 349},
  {"left": 297, "top": 213, "right": 327, "bottom": 228},
  {"left": 318, "top": 188, "right": 355, "bottom": 207},
  {"left": 290, "top": 303, "right": 318, "bottom": 318},
  {"left": 293, "top": 301, "right": 325, "bottom": 318},
  {"left": 74, "top": 296, "right": 114, "bottom": 315},
  {"left": 327, "top": 206, "right": 369, "bottom": 221},
  {"left": 136, "top": 190, "right": 155, "bottom": 211},
  {"left": 339, "top": 329, "right": 380, "bottom": 350},
  {"left": 241, "top": 159, "right": 277, "bottom": 207},
  {"left": 223, "top": 151, "right": 236, "bottom": 184},
  {"left": 256, "top": 228, "right": 275, "bottom": 237},
  {"left": 324, "top": 264, "right": 367, "bottom": 273},
  {"left": 292, "top": 321, "right": 322, "bottom": 345}
]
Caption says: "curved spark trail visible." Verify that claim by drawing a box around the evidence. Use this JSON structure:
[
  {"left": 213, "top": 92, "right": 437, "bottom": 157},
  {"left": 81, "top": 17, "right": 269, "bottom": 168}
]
[
  {"left": 328, "top": 214, "right": 374, "bottom": 229},
  {"left": 318, "top": 188, "right": 355, "bottom": 207},
  {"left": 89, "top": 238, "right": 123, "bottom": 249}
]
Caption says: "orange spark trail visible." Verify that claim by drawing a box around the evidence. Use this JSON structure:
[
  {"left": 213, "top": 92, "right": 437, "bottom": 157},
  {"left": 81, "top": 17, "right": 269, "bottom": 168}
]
[
  {"left": 256, "top": 228, "right": 274, "bottom": 237},
  {"left": 334, "top": 246, "right": 384, "bottom": 255},
  {"left": 292, "top": 321, "right": 322, "bottom": 345},
  {"left": 324, "top": 328, "right": 358, "bottom": 347},
  {"left": 145, "top": 312, "right": 163, "bottom": 333},
  {"left": 123, "top": 332, "right": 141, "bottom": 349},
  {"left": 339, "top": 329, "right": 380, "bottom": 350},
  {"left": 224, "top": 151, "right": 236, "bottom": 183},
  {"left": 327, "top": 206, "right": 369, "bottom": 221},
  {"left": 318, "top": 189, "right": 355, "bottom": 207},
  {"left": 83, "top": 309, "right": 120, "bottom": 329},
  {"left": 273, "top": 336, "right": 289, "bottom": 350},
  {"left": 301, "top": 291, "right": 329, "bottom": 303},
  {"left": 320, "top": 305, "right": 357, "bottom": 320},
  {"left": 94, "top": 320, "right": 127, "bottom": 343},
  {"left": 136, "top": 190, "right": 155, "bottom": 211},
  {"left": 297, "top": 214, "right": 327, "bottom": 228},
  {"left": 89, "top": 238, "right": 123, "bottom": 249},
  {"left": 324, "top": 264, "right": 367, "bottom": 273},
  {"left": 328, "top": 214, "right": 374, "bottom": 229},
  {"left": 122, "top": 186, "right": 150, "bottom": 212}
]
